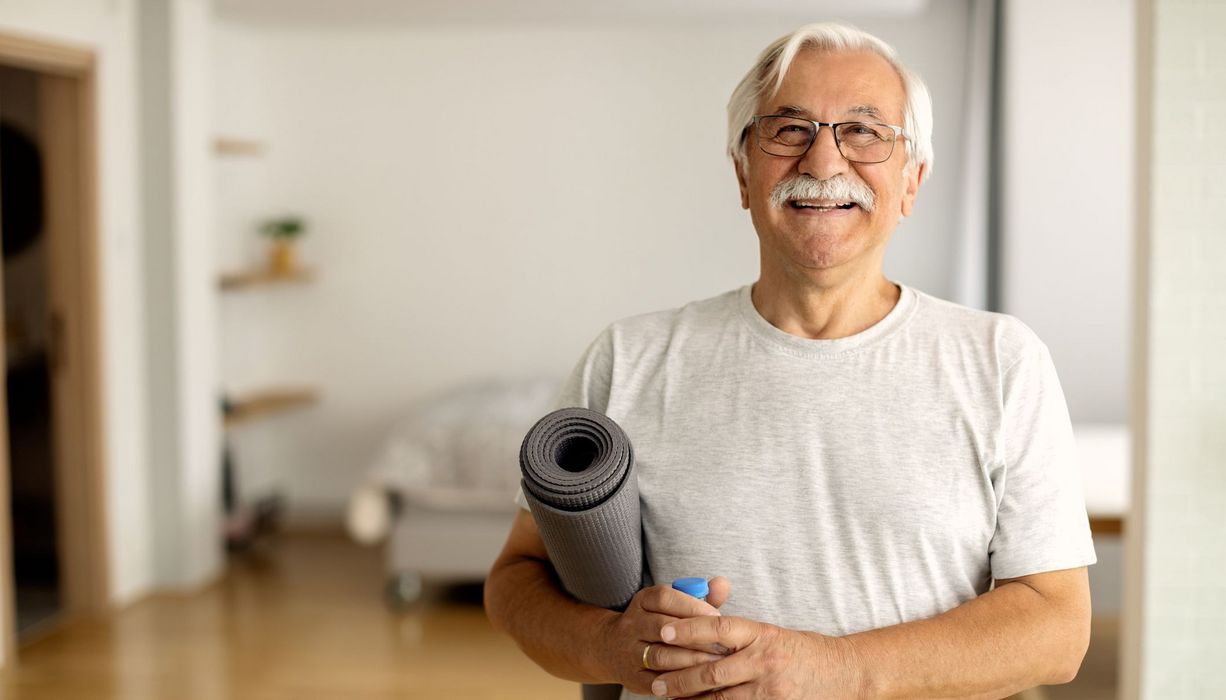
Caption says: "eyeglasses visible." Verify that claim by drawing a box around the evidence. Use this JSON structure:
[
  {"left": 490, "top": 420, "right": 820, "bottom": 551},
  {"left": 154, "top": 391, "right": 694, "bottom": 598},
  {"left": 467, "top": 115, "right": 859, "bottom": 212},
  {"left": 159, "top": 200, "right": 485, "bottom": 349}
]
[{"left": 751, "top": 115, "right": 907, "bottom": 164}]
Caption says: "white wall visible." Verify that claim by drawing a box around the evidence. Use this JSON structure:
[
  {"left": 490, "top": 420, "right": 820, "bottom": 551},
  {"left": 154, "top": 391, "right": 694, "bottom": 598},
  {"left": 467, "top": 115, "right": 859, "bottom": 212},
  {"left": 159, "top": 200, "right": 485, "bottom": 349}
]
[
  {"left": 1001, "top": 0, "right": 1135, "bottom": 424},
  {"left": 1124, "top": 0, "right": 1226, "bottom": 696},
  {"left": 212, "top": 3, "right": 974, "bottom": 517},
  {"left": 0, "top": 0, "right": 152, "bottom": 610}
]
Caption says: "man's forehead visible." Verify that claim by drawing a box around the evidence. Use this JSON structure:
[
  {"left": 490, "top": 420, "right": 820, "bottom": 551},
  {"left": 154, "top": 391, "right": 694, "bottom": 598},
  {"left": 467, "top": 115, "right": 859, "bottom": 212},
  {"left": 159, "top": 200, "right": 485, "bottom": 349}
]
[{"left": 762, "top": 49, "right": 906, "bottom": 121}]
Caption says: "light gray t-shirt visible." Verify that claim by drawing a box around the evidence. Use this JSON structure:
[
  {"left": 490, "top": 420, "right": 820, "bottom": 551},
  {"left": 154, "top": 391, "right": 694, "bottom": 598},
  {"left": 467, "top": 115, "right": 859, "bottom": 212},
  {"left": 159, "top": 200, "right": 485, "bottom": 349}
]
[{"left": 528, "top": 283, "right": 1095, "bottom": 694}]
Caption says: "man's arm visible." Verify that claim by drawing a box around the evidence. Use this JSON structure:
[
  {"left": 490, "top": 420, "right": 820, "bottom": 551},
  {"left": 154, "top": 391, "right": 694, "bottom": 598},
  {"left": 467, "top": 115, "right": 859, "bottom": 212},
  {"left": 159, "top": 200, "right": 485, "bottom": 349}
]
[
  {"left": 846, "top": 566, "right": 1091, "bottom": 699},
  {"left": 483, "top": 509, "right": 614, "bottom": 683},
  {"left": 483, "top": 509, "right": 728, "bottom": 695},
  {"left": 653, "top": 566, "right": 1090, "bottom": 699}
]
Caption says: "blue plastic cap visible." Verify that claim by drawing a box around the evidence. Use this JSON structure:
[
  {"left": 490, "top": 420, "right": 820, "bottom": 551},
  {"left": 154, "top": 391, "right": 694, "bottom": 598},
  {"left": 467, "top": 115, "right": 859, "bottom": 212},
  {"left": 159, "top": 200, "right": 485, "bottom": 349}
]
[{"left": 671, "top": 577, "right": 709, "bottom": 599}]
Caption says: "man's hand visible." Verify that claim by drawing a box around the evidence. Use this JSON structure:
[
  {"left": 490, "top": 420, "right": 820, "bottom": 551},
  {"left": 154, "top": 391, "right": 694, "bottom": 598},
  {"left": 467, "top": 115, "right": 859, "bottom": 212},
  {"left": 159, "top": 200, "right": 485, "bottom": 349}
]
[
  {"left": 596, "top": 579, "right": 732, "bottom": 695},
  {"left": 648, "top": 615, "right": 864, "bottom": 699},
  {"left": 642, "top": 576, "right": 733, "bottom": 658}
]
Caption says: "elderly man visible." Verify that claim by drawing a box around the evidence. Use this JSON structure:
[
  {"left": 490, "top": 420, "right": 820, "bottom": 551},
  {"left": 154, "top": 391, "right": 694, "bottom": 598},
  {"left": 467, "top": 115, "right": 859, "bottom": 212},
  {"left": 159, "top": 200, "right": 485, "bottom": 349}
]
[{"left": 485, "top": 22, "right": 1095, "bottom": 699}]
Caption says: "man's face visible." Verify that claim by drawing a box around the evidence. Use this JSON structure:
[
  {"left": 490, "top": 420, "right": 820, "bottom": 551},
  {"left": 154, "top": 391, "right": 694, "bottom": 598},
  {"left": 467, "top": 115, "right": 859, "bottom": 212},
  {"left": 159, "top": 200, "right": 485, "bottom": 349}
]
[{"left": 735, "top": 49, "right": 924, "bottom": 277}]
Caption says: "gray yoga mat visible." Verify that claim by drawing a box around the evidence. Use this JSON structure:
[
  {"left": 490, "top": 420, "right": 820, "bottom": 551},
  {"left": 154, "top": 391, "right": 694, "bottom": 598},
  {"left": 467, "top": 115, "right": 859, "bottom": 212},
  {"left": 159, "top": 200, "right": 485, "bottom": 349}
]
[{"left": 519, "top": 407, "right": 643, "bottom": 700}]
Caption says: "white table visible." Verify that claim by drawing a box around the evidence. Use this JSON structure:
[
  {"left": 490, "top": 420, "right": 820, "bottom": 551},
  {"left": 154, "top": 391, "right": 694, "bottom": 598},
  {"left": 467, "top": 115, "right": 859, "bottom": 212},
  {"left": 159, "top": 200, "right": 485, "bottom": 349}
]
[{"left": 1074, "top": 424, "right": 1130, "bottom": 536}]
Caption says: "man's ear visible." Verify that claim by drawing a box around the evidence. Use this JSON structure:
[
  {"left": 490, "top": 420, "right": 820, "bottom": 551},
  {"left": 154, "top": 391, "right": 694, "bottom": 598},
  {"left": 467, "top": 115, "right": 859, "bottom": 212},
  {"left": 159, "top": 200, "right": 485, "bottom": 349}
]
[
  {"left": 734, "top": 157, "right": 750, "bottom": 210},
  {"left": 900, "top": 161, "right": 926, "bottom": 217}
]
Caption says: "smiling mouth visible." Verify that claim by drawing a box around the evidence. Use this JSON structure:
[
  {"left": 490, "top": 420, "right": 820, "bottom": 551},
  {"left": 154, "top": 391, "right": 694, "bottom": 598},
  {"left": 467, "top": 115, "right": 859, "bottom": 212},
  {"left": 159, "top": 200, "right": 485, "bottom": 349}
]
[{"left": 789, "top": 200, "right": 857, "bottom": 211}]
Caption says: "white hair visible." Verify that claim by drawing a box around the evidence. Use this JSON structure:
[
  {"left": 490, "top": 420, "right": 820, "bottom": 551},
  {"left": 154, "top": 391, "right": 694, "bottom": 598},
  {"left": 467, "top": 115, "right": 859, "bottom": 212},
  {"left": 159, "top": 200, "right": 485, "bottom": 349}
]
[{"left": 727, "top": 23, "right": 934, "bottom": 176}]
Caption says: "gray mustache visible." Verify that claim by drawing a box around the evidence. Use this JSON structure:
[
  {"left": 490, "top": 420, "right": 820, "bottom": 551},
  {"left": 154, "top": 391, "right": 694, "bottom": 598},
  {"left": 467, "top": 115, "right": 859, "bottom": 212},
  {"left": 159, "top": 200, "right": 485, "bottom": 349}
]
[{"left": 769, "top": 175, "right": 876, "bottom": 212}]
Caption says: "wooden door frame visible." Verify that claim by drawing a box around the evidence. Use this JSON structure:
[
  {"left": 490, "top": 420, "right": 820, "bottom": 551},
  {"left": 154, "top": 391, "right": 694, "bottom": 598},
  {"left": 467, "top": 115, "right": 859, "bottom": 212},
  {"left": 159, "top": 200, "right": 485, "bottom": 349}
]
[{"left": 0, "top": 30, "right": 109, "bottom": 667}]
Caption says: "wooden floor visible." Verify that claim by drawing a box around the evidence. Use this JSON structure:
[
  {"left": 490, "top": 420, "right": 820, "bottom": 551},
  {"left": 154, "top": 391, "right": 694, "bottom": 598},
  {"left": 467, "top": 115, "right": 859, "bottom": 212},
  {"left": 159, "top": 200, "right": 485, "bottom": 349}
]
[
  {"left": 0, "top": 533, "right": 1119, "bottom": 699},
  {"left": 0, "top": 533, "right": 574, "bottom": 700}
]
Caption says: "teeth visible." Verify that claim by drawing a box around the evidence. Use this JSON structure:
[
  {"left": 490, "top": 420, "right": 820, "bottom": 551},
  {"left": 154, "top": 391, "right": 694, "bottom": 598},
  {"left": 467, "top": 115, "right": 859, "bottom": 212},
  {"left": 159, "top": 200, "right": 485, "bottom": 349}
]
[{"left": 793, "top": 201, "right": 853, "bottom": 209}]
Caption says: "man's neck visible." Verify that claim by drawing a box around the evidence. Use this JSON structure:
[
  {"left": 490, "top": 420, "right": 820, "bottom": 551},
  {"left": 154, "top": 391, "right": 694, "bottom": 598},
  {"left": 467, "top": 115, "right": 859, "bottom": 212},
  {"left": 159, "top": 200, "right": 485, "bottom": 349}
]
[{"left": 750, "top": 270, "right": 901, "bottom": 341}]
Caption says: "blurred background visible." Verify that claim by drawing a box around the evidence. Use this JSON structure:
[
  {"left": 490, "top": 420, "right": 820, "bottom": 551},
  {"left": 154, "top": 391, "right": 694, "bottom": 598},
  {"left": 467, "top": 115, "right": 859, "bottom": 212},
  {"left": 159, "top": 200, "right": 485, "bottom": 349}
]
[{"left": 0, "top": 0, "right": 1220, "bottom": 698}]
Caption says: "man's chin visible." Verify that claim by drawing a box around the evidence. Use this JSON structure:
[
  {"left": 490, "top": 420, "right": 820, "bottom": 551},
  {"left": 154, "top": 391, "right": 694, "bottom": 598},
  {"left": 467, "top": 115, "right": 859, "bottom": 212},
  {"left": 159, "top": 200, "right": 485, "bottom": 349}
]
[{"left": 782, "top": 239, "right": 859, "bottom": 273}]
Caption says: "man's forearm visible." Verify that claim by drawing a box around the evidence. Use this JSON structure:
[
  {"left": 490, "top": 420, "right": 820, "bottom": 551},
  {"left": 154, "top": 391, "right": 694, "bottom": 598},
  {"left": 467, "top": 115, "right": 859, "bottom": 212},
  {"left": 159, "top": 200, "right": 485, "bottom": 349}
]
[
  {"left": 484, "top": 553, "right": 616, "bottom": 683},
  {"left": 843, "top": 575, "right": 1090, "bottom": 699}
]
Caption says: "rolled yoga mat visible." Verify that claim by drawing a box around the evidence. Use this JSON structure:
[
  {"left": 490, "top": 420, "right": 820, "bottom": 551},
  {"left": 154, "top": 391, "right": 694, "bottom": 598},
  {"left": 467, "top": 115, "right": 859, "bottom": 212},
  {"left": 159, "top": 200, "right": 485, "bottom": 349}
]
[{"left": 519, "top": 407, "right": 643, "bottom": 700}]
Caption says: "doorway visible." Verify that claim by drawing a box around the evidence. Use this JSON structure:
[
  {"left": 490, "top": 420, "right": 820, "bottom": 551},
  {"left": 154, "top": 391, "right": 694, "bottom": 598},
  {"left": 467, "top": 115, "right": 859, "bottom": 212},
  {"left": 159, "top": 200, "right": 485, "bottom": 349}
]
[
  {"left": 0, "top": 31, "right": 108, "bottom": 665},
  {"left": 0, "top": 64, "right": 61, "bottom": 639}
]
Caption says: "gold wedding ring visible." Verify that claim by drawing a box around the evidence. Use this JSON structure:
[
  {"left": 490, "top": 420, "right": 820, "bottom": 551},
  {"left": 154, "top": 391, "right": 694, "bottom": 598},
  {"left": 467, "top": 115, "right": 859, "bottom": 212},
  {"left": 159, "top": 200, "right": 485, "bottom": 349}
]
[{"left": 642, "top": 642, "right": 653, "bottom": 670}]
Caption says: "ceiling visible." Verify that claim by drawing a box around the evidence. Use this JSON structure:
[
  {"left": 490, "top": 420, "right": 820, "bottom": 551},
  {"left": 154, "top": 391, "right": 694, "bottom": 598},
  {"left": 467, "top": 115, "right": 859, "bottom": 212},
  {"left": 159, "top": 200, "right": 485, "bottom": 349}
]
[{"left": 213, "top": 0, "right": 930, "bottom": 25}]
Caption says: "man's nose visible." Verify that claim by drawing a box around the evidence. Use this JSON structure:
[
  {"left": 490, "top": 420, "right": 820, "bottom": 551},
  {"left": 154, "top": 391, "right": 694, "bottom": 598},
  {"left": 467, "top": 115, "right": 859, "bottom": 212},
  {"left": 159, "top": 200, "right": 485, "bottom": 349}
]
[{"left": 798, "top": 124, "right": 848, "bottom": 180}]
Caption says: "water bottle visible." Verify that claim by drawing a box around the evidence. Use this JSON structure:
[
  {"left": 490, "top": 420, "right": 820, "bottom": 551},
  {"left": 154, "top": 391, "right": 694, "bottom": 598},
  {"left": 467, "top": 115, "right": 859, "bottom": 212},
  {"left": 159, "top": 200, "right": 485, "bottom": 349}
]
[{"left": 671, "top": 577, "right": 709, "bottom": 601}]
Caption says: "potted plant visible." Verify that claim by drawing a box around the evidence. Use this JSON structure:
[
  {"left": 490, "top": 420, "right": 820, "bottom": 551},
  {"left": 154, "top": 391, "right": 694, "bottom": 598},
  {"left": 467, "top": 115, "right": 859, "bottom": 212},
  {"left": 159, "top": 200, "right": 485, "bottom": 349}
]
[{"left": 259, "top": 216, "right": 306, "bottom": 275}]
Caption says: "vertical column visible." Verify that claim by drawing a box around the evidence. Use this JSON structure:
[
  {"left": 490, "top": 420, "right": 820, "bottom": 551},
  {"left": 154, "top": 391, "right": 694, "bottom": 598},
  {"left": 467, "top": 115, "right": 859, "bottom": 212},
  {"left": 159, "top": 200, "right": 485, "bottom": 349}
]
[
  {"left": 1124, "top": 0, "right": 1226, "bottom": 697},
  {"left": 138, "top": 0, "right": 220, "bottom": 588}
]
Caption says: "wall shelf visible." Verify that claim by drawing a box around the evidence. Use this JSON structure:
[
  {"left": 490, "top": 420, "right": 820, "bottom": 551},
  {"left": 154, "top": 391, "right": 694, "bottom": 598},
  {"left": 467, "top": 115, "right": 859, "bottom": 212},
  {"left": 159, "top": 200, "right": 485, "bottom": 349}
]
[
  {"left": 214, "top": 136, "right": 266, "bottom": 157},
  {"left": 223, "top": 387, "right": 319, "bottom": 429},
  {"left": 219, "top": 267, "right": 314, "bottom": 291}
]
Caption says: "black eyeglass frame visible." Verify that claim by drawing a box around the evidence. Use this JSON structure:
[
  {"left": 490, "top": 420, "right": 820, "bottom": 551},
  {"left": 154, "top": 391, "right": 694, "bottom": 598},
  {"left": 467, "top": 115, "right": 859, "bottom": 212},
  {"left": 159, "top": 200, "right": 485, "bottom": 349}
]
[{"left": 748, "top": 115, "right": 909, "bottom": 164}]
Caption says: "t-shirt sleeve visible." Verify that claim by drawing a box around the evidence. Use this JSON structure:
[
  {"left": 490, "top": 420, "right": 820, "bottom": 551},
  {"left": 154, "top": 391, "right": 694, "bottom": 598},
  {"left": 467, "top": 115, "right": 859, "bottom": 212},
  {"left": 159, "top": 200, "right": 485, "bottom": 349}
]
[
  {"left": 549, "top": 326, "right": 615, "bottom": 415},
  {"left": 514, "top": 327, "right": 616, "bottom": 510},
  {"left": 988, "top": 332, "right": 1098, "bottom": 580}
]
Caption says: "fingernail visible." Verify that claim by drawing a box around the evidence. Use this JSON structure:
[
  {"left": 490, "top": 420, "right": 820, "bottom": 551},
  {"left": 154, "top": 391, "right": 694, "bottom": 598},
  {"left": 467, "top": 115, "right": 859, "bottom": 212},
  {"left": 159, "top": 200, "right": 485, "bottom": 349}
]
[
  {"left": 652, "top": 679, "right": 667, "bottom": 696},
  {"left": 660, "top": 625, "right": 675, "bottom": 642}
]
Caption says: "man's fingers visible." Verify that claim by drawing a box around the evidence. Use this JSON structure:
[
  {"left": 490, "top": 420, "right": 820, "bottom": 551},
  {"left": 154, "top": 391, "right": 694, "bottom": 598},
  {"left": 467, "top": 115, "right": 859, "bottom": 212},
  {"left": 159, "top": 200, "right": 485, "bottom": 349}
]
[
  {"left": 706, "top": 576, "right": 731, "bottom": 609},
  {"left": 631, "top": 669, "right": 660, "bottom": 695},
  {"left": 639, "top": 613, "right": 727, "bottom": 656},
  {"left": 661, "top": 615, "right": 761, "bottom": 651},
  {"left": 635, "top": 611, "right": 683, "bottom": 642},
  {"left": 638, "top": 584, "right": 721, "bottom": 618},
  {"left": 688, "top": 685, "right": 752, "bottom": 700},
  {"left": 652, "top": 653, "right": 754, "bottom": 698},
  {"left": 644, "top": 642, "right": 724, "bottom": 672}
]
